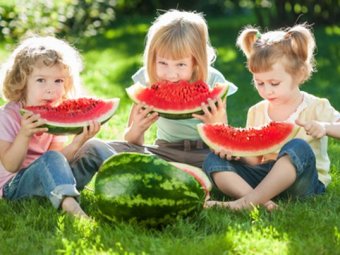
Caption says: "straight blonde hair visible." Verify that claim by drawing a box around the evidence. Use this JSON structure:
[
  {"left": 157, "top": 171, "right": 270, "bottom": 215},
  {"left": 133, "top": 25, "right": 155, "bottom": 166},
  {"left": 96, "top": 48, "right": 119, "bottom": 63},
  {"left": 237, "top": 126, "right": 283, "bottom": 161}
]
[{"left": 144, "top": 10, "right": 216, "bottom": 85}]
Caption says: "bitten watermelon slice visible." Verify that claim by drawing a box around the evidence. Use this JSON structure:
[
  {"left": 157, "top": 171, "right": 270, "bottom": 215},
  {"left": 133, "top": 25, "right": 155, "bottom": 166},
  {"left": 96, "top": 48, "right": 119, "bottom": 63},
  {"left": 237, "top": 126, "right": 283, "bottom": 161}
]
[
  {"left": 22, "top": 97, "right": 119, "bottom": 135},
  {"left": 126, "top": 80, "right": 229, "bottom": 119},
  {"left": 197, "top": 122, "right": 300, "bottom": 157},
  {"left": 169, "top": 162, "right": 212, "bottom": 194},
  {"left": 94, "top": 152, "right": 211, "bottom": 226}
]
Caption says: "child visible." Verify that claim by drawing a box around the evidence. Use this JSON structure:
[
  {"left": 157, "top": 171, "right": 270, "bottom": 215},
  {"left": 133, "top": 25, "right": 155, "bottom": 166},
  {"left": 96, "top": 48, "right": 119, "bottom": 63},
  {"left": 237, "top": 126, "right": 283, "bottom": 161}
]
[
  {"left": 0, "top": 36, "right": 115, "bottom": 218},
  {"left": 109, "top": 9, "right": 237, "bottom": 168},
  {"left": 203, "top": 23, "right": 340, "bottom": 211}
]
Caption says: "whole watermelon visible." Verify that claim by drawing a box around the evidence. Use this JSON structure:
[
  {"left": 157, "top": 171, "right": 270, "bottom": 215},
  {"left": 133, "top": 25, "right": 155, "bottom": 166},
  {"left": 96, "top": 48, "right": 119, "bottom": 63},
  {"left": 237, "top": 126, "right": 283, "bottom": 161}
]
[{"left": 94, "top": 152, "right": 210, "bottom": 226}]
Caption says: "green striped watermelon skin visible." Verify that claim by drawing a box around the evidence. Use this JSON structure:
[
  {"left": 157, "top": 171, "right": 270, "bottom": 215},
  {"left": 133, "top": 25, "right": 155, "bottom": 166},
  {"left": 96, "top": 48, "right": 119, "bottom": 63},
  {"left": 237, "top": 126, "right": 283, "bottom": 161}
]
[{"left": 94, "top": 152, "right": 205, "bottom": 226}]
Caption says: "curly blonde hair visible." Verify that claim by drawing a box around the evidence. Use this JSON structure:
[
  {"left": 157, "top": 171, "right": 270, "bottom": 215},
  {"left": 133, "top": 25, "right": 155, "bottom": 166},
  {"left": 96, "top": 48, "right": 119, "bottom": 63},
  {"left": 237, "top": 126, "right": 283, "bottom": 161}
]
[
  {"left": 236, "top": 23, "right": 316, "bottom": 85},
  {"left": 144, "top": 9, "right": 216, "bottom": 85},
  {"left": 0, "top": 36, "right": 83, "bottom": 102}
]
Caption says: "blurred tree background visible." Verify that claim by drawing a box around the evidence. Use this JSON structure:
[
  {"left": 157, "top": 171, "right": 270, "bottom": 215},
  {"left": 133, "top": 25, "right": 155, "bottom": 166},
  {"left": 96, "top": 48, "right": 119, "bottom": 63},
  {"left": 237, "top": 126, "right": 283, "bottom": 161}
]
[{"left": 0, "top": 0, "right": 339, "bottom": 43}]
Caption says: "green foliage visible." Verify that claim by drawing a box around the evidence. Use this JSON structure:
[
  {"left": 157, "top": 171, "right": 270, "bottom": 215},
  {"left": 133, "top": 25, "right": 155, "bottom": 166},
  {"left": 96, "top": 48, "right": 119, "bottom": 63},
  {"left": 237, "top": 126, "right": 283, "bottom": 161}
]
[
  {"left": 251, "top": 0, "right": 340, "bottom": 28},
  {"left": 107, "top": 0, "right": 339, "bottom": 27},
  {"left": 0, "top": 0, "right": 117, "bottom": 42}
]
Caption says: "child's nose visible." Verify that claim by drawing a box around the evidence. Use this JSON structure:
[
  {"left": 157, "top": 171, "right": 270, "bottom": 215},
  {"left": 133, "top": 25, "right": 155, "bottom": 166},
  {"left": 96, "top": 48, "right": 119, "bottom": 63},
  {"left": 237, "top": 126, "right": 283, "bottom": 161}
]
[
  {"left": 264, "top": 84, "right": 273, "bottom": 94},
  {"left": 167, "top": 70, "right": 179, "bottom": 81},
  {"left": 45, "top": 85, "right": 55, "bottom": 95}
]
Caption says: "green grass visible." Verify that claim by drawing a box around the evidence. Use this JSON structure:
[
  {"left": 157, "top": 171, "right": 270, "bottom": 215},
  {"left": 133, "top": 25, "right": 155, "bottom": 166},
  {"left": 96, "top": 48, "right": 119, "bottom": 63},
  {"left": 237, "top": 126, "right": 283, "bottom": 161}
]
[{"left": 1, "top": 15, "right": 340, "bottom": 254}]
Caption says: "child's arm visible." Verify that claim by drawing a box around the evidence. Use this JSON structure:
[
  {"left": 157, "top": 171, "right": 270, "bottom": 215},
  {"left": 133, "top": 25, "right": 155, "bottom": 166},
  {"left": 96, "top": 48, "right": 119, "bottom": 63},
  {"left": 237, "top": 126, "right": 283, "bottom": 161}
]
[
  {"left": 296, "top": 119, "right": 340, "bottom": 139},
  {"left": 192, "top": 97, "right": 227, "bottom": 124},
  {"left": 124, "top": 103, "right": 158, "bottom": 145},
  {"left": 0, "top": 112, "right": 48, "bottom": 173},
  {"left": 59, "top": 120, "right": 100, "bottom": 161}
]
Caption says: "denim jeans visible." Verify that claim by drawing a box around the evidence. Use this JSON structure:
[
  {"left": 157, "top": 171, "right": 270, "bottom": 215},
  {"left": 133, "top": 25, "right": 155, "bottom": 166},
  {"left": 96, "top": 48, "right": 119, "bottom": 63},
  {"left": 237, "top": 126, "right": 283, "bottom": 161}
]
[
  {"left": 3, "top": 139, "right": 115, "bottom": 208},
  {"left": 203, "top": 138, "right": 325, "bottom": 199}
]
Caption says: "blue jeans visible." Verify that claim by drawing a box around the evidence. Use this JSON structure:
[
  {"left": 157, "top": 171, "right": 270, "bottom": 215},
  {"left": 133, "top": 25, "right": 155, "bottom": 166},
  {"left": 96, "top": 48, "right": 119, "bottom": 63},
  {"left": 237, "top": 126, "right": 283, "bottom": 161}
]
[
  {"left": 203, "top": 138, "right": 325, "bottom": 199},
  {"left": 3, "top": 139, "right": 115, "bottom": 208}
]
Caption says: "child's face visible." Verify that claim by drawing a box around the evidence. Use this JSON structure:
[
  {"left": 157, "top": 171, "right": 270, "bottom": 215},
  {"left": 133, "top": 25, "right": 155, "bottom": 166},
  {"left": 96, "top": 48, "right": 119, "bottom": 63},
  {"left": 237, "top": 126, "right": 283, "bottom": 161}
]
[
  {"left": 252, "top": 61, "right": 300, "bottom": 105},
  {"left": 155, "top": 55, "right": 194, "bottom": 82},
  {"left": 25, "top": 64, "right": 67, "bottom": 106}
]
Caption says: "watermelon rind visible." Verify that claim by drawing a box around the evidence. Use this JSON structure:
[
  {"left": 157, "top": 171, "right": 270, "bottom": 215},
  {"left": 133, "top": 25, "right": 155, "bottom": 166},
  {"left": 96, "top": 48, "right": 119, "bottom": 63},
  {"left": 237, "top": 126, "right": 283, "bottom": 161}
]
[
  {"left": 21, "top": 98, "right": 120, "bottom": 135},
  {"left": 197, "top": 122, "right": 300, "bottom": 157},
  {"left": 169, "top": 162, "right": 212, "bottom": 193},
  {"left": 94, "top": 152, "right": 206, "bottom": 226},
  {"left": 126, "top": 82, "right": 229, "bottom": 119}
]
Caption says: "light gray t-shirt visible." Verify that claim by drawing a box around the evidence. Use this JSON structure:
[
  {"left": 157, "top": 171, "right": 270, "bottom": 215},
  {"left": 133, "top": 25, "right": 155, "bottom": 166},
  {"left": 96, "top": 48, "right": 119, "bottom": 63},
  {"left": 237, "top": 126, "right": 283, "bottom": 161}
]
[{"left": 132, "top": 67, "right": 238, "bottom": 142}]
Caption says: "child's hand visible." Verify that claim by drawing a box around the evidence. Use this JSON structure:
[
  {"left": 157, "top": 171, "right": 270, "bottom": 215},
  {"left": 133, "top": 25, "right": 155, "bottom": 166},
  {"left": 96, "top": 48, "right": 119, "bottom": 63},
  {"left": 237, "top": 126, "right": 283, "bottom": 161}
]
[
  {"left": 295, "top": 119, "right": 327, "bottom": 138},
  {"left": 192, "top": 97, "right": 227, "bottom": 124},
  {"left": 130, "top": 103, "right": 159, "bottom": 133},
  {"left": 61, "top": 120, "right": 100, "bottom": 161},
  {"left": 72, "top": 120, "right": 100, "bottom": 147},
  {"left": 212, "top": 148, "right": 240, "bottom": 161},
  {"left": 124, "top": 103, "right": 158, "bottom": 145},
  {"left": 19, "top": 111, "right": 48, "bottom": 138}
]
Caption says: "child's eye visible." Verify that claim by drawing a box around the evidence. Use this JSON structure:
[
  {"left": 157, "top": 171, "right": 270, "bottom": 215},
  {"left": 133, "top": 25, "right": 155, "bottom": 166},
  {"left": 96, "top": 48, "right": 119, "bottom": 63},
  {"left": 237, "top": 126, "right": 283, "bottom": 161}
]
[
  {"left": 271, "top": 82, "right": 280, "bottom": 86},
  {"left": 177, "top": 63, "right": 186, "bottom": 67},
  {"left": 37, "top": 78, "right": 45, "bottom": 83},
  {"left": 55, "top": 79, "right": 64, "bottom": 84},
  {"left": 256, "top": 82, "right": 264, "bottom": 86},
  {"left": 158, "top": 61, "right": 167, "bottom": 66}
]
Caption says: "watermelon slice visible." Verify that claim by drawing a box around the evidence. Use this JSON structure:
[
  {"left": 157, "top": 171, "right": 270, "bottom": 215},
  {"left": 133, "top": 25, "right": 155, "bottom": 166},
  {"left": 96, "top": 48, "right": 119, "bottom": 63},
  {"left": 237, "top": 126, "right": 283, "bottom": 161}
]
[
  {"left": 169, "top": 162, "right": 212, "bottom": 195},
  {"left": 197, "top": 122, "right": 300, "bottom": 157},
  {"left": 22, "top": 97, "right": 120, "bottom": 135},
  {"left": 126, "top": 80, "right": 229, "bottom": 119}
]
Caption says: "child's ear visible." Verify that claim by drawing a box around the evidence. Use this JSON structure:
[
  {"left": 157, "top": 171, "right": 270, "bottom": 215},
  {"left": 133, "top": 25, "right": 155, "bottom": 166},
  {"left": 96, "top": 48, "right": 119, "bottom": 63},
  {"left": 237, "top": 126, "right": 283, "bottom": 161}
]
[{"left": 296, "top": 66, "right": 307, "bottom": 85}]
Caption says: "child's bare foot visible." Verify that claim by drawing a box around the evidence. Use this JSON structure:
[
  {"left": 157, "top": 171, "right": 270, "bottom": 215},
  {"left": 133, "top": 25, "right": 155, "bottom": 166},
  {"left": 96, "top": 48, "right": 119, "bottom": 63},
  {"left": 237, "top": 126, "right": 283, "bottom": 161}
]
[
  {"left": 205, "top": 198, "right": 278, "bottom": 212},
  {"left": 204, "top": 200, "right": 229, "bottom": 208},
  {"left": 61, "top": 197, "right": 90, "bottom": 219},
  {"left": 205, "top": 198, "right": 255, "bottom": 211},
  {"left": 263, "top": 200, "right": 278, "bottom": 212},
  {"left": 225, "top": 198, "right": 254, "bottom": 210}
]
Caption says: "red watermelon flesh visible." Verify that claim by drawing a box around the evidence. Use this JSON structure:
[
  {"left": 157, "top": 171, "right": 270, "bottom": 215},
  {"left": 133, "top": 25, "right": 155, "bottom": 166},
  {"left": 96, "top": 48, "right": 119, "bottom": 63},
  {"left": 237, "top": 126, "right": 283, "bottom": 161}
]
[
  {"left": 126, "top": 80, "right": 229, "bottom": 119},
  {"left": 22, "top": 97, "right": 120, "bottom": 135},
  {"left": 197, "top": 122, "right": 300, "bottom": 157}
]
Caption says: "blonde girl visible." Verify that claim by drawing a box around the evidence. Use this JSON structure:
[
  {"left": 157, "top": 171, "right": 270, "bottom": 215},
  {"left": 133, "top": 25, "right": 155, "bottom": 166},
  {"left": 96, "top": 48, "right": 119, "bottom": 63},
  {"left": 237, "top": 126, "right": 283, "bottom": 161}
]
[
  {"left": 109, "top": 9, "right": 237, "bottom": 168},
  {"left": 0, "top": 36, "right": 114, "bottom": 217},
  {"left": 203, "top": 23, "right": 340, "bottom": 211}
]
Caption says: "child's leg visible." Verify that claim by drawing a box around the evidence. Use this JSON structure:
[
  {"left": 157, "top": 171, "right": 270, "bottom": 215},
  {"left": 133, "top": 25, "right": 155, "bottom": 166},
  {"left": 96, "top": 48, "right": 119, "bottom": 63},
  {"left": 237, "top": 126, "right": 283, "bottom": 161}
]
[
  {"left": 225, "top": 138, "right": 321, "bottom": 210},
  {"left": 203, "top": 152, "right": 277, "bottom": 209},
  {"left": 61, "top": 197, "right": 89, "bottom": 218},
  {"left": 70, "top": 139, "right": 116, "bottom": 189},
  {"left": 226, "top": 155, "right": 296, "bottom": 210},
  {"left": 212, "top": 171, "right": 254, "bottom": 198},
  {"left": 3, "top": 151, "right": 84, "bottom": 216}
]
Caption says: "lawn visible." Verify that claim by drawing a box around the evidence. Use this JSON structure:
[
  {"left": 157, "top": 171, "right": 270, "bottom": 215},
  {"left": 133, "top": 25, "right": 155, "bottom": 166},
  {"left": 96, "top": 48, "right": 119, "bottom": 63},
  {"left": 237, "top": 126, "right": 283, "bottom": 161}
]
[{"left": 0, "top": 14, "right": 340, "bottom": 255}]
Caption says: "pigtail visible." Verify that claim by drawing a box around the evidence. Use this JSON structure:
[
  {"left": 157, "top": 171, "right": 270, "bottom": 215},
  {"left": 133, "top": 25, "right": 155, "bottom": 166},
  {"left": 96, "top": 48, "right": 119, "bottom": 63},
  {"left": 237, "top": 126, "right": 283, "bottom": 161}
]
[
  {"left": 285, "top": 23, "right": 316, "bottom": 81},
  {"left": 236, "top": 26, "right": 259, "bottom": 58},
  {"left": 285, "top": 24, "right": 315, "bottom": 65}
]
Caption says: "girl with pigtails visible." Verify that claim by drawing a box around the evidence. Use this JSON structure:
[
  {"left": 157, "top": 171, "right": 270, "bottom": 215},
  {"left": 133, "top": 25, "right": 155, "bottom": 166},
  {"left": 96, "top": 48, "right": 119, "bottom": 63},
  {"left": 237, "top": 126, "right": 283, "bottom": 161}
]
[{"left": 203, "top": 23, "right": 340, "bottom": 211}]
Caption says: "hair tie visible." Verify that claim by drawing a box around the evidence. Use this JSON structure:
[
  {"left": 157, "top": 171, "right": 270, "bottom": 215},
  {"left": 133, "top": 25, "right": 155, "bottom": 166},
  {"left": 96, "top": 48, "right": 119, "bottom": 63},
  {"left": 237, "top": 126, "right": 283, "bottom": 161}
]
[{"left": 256, "top": 31, "right": 262, "bottom": 39}]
